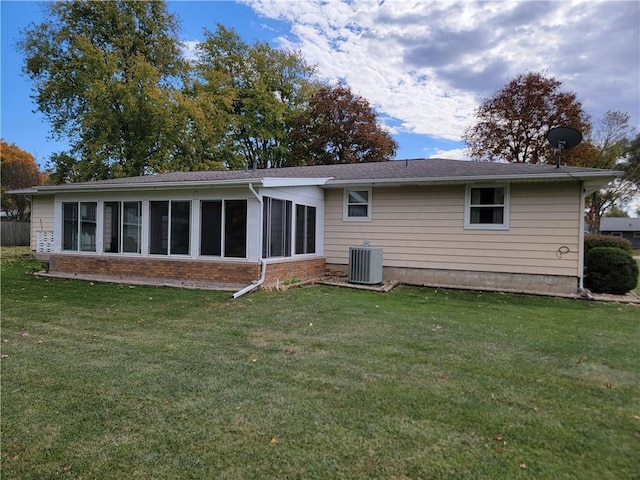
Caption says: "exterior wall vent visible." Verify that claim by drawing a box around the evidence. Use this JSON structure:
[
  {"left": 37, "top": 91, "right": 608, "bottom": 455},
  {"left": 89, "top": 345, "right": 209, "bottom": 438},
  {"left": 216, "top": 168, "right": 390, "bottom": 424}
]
[
  {"left": 348, "top": 246, "right": 383, "bottom": 284},
  {"left": 37, "top": 231, "right": 54, "bottom": 253}
]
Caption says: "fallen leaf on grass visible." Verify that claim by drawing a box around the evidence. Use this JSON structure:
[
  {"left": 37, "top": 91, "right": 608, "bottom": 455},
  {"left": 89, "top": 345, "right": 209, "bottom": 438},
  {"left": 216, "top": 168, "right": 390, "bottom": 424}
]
[
  {"left": 270, "top": 437, "right": 278, "bottom": 445},
  {"left": 520, "top": 463, "right": 527, "bottom": 470},
  {"left": 576, "top": 354, "right": 588, "bottom": 365},
  {"left": 20, "top": 332, "right": 29, "bottom": 338},
  {"left": 1, "top": 354, "right": 8, "bottom": 359}
]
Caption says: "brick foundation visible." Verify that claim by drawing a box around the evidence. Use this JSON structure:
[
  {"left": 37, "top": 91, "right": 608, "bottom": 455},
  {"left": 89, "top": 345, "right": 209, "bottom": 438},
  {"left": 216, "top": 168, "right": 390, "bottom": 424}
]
[
  {"left": 48, "top": 254, "right": 327, "bottom": 288},
  {"left": 263, "top": 257, "right": 327, "bottom": 286},
  {"left": 49, "top": 254, "right": 260, "bottom": 285}
]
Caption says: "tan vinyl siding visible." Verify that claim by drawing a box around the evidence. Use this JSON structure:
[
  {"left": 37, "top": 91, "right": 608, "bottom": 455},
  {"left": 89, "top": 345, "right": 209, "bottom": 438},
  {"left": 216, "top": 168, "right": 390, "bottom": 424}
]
[
  {"left": 30, "top": 195, "right": 55, "bottom": 250},
  {"left": 324, "top": 182, "right": 581, "bottom": 277}
]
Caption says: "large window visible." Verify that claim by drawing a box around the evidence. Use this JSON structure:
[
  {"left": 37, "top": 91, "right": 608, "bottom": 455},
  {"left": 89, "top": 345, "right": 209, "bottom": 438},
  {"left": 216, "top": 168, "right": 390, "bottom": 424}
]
[
  {"left": 62, "top": 202, "right": 97, "bottom": 251},
  {"left": 149, "top": 201, "right": 191, "bottom": 255},
  {"left": 263, "top": 197, "right": 292, "bottom": 258},
  {"left": 104, "top": 202, "right": 141, "bottom": 254},
  {"left": 465, "top": 185, "right": 509, "bottom": 229},
  {"left": 344, "top": 188, "right": 371, "bottom": 221},
  {"left": 295, "top": 204, "right": 316, "bottom": 255},
  {"left": 200, "top": 200, "right": 247, "bottom": 258}
]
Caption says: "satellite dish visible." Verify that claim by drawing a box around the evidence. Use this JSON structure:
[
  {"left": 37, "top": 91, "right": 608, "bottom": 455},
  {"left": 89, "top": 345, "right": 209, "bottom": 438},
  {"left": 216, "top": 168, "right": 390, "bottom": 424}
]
[{"left": 547, "top": 127, "right": 582, "bottom": 168}]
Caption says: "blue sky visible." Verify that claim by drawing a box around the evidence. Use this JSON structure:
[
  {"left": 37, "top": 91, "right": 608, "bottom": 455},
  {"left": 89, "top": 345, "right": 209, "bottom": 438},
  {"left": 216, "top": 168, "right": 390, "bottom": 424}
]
[{"left": 1, "top": 0, "right": 639, "bottom": 170}]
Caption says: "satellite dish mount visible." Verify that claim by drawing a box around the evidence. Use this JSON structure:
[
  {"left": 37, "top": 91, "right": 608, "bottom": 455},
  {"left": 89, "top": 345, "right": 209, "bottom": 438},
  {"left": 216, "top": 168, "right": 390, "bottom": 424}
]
[{"left": 547, "top": 127, "right": 582, "bottom": 168}]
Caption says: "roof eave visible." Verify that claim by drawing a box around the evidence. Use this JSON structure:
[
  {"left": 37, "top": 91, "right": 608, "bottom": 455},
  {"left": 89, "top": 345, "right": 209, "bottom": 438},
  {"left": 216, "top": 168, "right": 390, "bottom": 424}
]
[
  {"left": 323, "top": 170, "right": 622, "bottom": 187},
  {"left": 11, "top": 177, "right": 266, "bottom": 195}
]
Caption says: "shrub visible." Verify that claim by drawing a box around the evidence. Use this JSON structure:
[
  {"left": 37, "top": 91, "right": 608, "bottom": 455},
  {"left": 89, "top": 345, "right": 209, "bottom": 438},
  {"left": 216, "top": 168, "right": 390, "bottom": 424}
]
[
  {"left": 584, "top": 234, "right": 632, "bottom": 254},
  {"left": 584, "top": 247, "right": 638, "bottom": 295}
]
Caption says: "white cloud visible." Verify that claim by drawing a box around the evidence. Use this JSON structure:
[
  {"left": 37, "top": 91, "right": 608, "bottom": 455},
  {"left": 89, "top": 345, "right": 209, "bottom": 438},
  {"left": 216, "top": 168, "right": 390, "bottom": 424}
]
[
  {"left": 180, "top": 40, "right": 200, "bottom": 62},
  {"left": 242, "top": 0, "right": 640, "bottom": 142}
]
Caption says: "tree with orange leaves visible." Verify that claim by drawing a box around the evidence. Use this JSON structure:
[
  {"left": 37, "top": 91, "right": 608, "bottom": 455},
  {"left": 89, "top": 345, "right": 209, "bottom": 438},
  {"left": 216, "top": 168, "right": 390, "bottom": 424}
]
[{"left": 1, "top": 140, "right": 44, "bottom": 220}]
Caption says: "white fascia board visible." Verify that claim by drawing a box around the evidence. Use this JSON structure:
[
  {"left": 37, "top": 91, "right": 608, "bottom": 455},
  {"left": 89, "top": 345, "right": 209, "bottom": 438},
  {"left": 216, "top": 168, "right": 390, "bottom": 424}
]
[
  {"left": 5, "top": 188, "right": 39, "bottom": 195},
  {"left": 324, "top": 171, "right": 622, "bottom": 188},
  {"left": 16, "top": 177, "right": 264, "bottom": 195},
  {"left": 261, "top": 177, "right": 332, "bottom": 187}
]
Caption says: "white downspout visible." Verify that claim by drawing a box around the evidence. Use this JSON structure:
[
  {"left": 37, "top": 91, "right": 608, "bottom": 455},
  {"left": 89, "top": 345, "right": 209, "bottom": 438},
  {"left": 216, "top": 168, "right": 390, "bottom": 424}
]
[
  {"left": 578, "top": 181, "right": 591, "bottom": 297},
  {"left": 233, "top": 183, "right": 266, "bottom": 298}
]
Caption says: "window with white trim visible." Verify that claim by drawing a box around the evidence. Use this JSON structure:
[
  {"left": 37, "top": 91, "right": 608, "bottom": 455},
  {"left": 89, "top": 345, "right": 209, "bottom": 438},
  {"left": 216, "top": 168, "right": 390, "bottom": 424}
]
[
  {"left": 263, "top": 197, "right": 292, "bottom": 258},
  {"left": 200, "top": 200, "right": 247, "bottom": 258},
  {"left": 262, "top": 197, "right": 317, "bottom": 258},
  {"left": 465, "top": 185, "right": 509, "bottom": 229},
  {"left": 295, "top": 204, "right": 316, "bottom": 255},
  {"left": 344, "top": 188, "right": 371, "bottom": 221},
  {"left": 62, "top": 202, "right": 97, "bottom": 251},
  {"left": 104, "top": 201, "right": 142, "bottom": 254},
  {"left": 149, "top": 200, "right": 191, "bottom": 255}
]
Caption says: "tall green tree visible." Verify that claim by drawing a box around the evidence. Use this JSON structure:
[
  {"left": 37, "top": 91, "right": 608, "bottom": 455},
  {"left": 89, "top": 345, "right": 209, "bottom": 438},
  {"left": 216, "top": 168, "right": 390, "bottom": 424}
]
[
  {"left": 20, "top": 0, "right": 188, "bottom": 181},
  {"left": 291, "top": 84, "right": 397, "bottom": 165},
  {"left": 195, "top": 25, "right": 317, "bottom": 169},
  {"left": 622, "top": 133, "right": 640, "bottom": 189},
  {"left": 463, "top": 72, "right": 591, "bottom": 164}
]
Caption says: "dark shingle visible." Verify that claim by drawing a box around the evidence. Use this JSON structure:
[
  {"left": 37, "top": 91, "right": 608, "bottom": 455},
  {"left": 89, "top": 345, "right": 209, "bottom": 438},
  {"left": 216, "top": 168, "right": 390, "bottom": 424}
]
[{"left": 56, "top": 158, "right": 619, "bottom": 187}]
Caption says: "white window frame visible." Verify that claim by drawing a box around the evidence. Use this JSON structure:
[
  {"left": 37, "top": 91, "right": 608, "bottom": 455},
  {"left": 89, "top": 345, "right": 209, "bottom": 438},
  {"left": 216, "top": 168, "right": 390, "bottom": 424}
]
[
  {"left": 464, "top": 184, "right": 509, "bottom": 230},
  {"left": 343, "top": 187, "right": 372, "bottom": 222}
]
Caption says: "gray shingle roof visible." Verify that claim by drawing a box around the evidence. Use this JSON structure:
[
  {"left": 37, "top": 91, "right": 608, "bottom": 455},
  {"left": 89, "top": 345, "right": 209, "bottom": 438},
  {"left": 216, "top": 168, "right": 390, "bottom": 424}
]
[
  {"left": 40, "top": 158, "right": 621, "bottom": 186},
  {"left": 9, "top": 158, "right": 621, "bottom": 195},
  {"left": 600, "top": 217, "right": 640, "bottom": 232}
]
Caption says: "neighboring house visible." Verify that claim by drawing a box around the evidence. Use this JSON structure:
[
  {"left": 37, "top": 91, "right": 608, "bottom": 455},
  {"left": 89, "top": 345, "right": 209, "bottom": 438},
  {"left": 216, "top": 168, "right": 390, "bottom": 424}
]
[
  {"left": 600, "top": 217, "right": 640, "bottom": 249},
  {"left": 10, "top": 158, "right": 620, "bottom": 296}
]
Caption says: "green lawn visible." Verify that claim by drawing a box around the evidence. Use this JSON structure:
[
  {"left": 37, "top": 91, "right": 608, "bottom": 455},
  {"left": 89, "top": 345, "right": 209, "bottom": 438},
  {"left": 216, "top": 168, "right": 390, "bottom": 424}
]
[{"left": 1, "top": 248, "right": 639, "bottom": 479}]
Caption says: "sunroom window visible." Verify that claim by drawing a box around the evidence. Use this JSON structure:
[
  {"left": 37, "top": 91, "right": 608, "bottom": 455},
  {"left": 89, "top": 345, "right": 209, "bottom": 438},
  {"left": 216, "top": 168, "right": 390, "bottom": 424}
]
[
  {"left": 262, "top": 197, "right": 292, "bottom": 258},
  {"left": 104, "top": 201, "right": 142, "bottom": 254},
  {"left": 200, "top": 200, "right": 247, "bottom": 258},
  {"left": 149, "top": 200, "right": 191, "bottom": 255},
  {"left": 295, "top": 204, "right": 316, "bottom": 255},
  {"left": 465, "top": 185, "right": 509, "bottom": 229},
  {"left": 62, "top": 202, "right": 97, "bottom": 251}
]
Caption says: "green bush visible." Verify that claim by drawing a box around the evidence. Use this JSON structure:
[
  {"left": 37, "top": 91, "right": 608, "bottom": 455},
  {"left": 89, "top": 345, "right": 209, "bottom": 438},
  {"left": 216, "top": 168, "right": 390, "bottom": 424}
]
[
  {"left": 584, "top": 234, "right": 632, "bottom": 254},
  {"left": 585, "top": 247, "right": 638, "bottom": 294}
]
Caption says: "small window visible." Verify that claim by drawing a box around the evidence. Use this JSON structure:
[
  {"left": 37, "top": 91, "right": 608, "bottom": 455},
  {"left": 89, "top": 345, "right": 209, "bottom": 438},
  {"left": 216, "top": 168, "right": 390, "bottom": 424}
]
[
  {"left": 633, "top": 232, "right": 640, "bottom": 238},
  {"left": 465, "top": 185, "right": 509, "bottom": 230},
  {"left": 611, "top": 232, "right": 622, "bottom": 237},
  {"left": 344, "top": 188, "right": 371, "bottom": 221}
]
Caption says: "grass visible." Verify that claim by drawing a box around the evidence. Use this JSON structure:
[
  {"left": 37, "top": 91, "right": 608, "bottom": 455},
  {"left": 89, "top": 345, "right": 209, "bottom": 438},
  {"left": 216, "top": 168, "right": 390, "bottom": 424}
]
[{"left": 1, "top": 247, "right": 639, "bottom": 479}]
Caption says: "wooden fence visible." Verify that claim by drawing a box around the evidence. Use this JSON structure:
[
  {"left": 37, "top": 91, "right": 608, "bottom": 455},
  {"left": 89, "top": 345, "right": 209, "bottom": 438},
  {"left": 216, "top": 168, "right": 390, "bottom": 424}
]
[{"left": 1, "top": 221, "right": 30, "bottom": 246}]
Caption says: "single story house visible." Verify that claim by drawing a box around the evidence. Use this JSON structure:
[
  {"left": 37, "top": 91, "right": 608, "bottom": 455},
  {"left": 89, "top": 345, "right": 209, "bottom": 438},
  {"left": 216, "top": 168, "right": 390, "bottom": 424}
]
[
  {"left": 11, "top": 158, "right": 620, "bottom": 296},
  {"left": 600, "top": 217, "right": 640, "bottom": 249}
]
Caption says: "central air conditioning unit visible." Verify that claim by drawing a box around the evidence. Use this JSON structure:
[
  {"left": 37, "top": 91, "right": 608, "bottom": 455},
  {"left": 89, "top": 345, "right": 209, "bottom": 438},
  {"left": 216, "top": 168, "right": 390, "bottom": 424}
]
[{"left": 348, "top": 246, "right": 383, "bottom": 285}]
